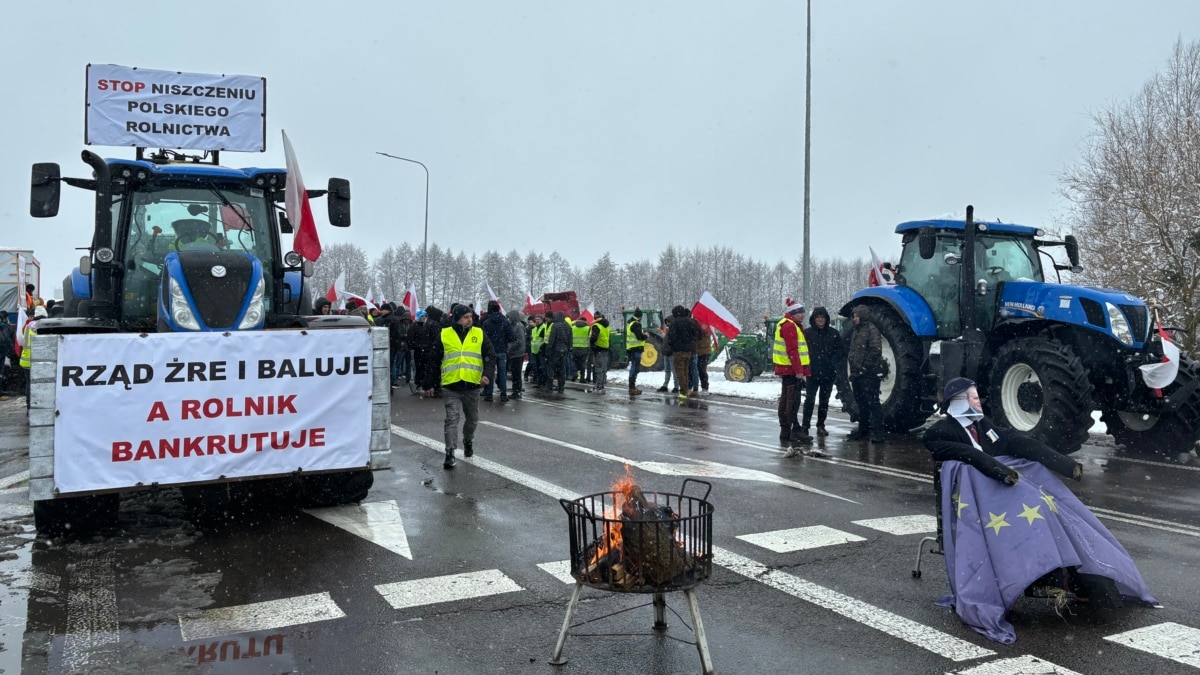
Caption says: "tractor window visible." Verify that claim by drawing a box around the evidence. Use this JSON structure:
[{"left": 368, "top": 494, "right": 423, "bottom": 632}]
[
  {"left": 897, "top": 234, "right": 962, "bottom": 337},
  {"left": 974, "top": 235, "right": 1042, "bottom": 284}
]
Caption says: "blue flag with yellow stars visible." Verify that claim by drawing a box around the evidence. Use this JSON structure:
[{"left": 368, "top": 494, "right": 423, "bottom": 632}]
[{"left": 937, "top": 457, "right": 1156, "bottom": 643}]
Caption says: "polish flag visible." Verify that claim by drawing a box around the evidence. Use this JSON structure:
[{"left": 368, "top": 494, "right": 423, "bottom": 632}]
[
  {"left": 282, "top": 130, "right": 322, "bottom": 261},
  {"left": 691, "top": 291, "right": 741, "bottom": 339},
  {"left": 522, "top": 293, "right": 537, "bottom": 314},
  {"left": 486, "top": 283, "right": 505, "bottom": 314},
  {"left": 365, "top": 288, "right": 375, "bottom": 307},
  {"left": 325, "top": 270, "right": 345, "bottom": 303},
  {"left": 580, "top": 302, "right": 595, "bottom": 325},
  {"left": 868, "top": 247, "right": 895, "bottom": 287},
  {"left": 401, "top": 283, "right": 419, "bottom": 317},
  {"left": 220, "top": 203, "right": 253, "bottom": 232},
  {"left": 1140, "top": 320, "right": 1181, "bottom": 393}
]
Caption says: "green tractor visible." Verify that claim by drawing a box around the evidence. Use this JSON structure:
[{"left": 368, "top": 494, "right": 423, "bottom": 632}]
[
  {"left": 607, "top": 308, "right": 667, "bottom": 371},
  {"left": 715, "top": 317, "right": 777, "bottom": 382}
]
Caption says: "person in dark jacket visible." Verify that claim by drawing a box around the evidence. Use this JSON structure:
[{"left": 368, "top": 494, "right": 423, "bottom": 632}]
[
  {"left": 545, "top": 311, "right": 573, "bottom": 394},
  {"left": 846, "top": 305, "right": 885, "bottom": 443},
  {"left": 923, "top": 377, "right": 1082, "bottom": 484},
  {"left": 375, "top": 303, "right": 401, "bottom": 386},
  {"left": 667, "top": 305, "right": 701, "bottom": 399},
  {"left": 801, "top": 306, "right": 843, "bottom": 437},
  {"left": 480, "top": 300, "right": 516, "bottom": 402},
  {"left": 506, "top": 310, "right": 527, "bottom": 399},
  {"left": 423, "top": 304, "right": 496, "bottom": 469},
  {"left": 394, "top": 307, "right": 414, "bottom": 382},
  {"left": 414, "top": 306, "right": 444, "bottom": 397},
  {"left": 313, "top": 297, "right": 332, "bottom": 315}
]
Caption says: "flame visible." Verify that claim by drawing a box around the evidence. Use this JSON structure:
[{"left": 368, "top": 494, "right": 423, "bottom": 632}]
[{"left": 587, "top": 465, "right": 640, "bottom": 565}]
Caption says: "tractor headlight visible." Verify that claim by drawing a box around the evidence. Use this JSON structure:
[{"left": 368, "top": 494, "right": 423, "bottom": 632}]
[
  {"left": 238, "top": 277, "right": 266, "bottom": 329},
  {"left": 168, "top": 277, "right": 201, "bottom": 330},
  {"left": 1106, "top": 302, "right": 1133, "bottom": 346}
]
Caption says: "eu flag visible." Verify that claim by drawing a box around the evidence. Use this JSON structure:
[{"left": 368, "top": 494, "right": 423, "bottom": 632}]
[{"left": 937, "top": 457, "right": 1157, "bottom": 643}]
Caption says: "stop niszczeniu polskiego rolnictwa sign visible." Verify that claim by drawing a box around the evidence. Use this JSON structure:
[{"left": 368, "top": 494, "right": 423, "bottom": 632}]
[{"left": 51, "top": 330, "right": 372, "bottom": 494}]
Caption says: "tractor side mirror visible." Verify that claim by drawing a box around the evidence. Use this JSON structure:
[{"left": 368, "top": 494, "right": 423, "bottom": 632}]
[
  {"left": 918, "top": 226, "right": 936, "bottom": 259},
  {"left": 327, "top": 177, "right": 351, "bottom": 227},
  {"left": 278, "top": 212, "right": 294, "bottom": 234},
  {"left": 1064, "top": 234, "right": 1081, "bottom": 269},
  {"left": 976, "top": 279, "right": 989, "bottom": 296},
  {"left": 31, "top": 163, "right": 61, "bottom": 218}
]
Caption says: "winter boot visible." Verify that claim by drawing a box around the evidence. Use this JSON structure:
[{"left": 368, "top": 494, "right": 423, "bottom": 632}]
[
  {"left": 779, "top": 430, "right": 790, "bottom": 447},
  {"left": 790, "top": 428, "right": 813, "bottom": 445},
  {"left": 816, "top": 425, "right": 829, "bottom": 437},
  {"left": 443, "top": 448, "right": 457, "bottom": 469},
  {"left": 464, "top": 440, "right": 474, "bottom": 458},
  {"left": 500, "top": 393, "right": 509, "bottom": 402},
  {"left": 629, "top": 387, "right": 643, "bottom": 396}
]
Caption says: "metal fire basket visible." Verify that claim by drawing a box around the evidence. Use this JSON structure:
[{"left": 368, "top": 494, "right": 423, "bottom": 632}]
[{"left": 549, "top": 479, "right": 715, "bottom": 674}]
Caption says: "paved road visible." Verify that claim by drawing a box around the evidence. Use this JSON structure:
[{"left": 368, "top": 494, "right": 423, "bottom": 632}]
[{"left": 0, "top": 381, "right": 1198, "bottom": 674}]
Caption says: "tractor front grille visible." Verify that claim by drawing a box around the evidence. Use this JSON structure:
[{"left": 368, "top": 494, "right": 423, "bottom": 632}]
[
  {"left": 1118, "top": 304, "right": 1149, "bottom": 343},
  {"left": 178, "top": 252, "right": 254, "bottom": 329}
]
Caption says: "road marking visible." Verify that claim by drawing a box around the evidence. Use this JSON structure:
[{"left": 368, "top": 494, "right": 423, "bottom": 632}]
[
  {"left": 391, "top": 423, "right": 994, "bottom": 663},
  {"left": 737, "top": 525, "right": 867, "bottom": 552},
  {"left": 1107, "top": 455, "right": 1200, "bottom": 473},
  {"left": 538, "top": 560, "right": 576, "bottom": 585},
  {"left": 63, "top": 552, "right": 118, "bottom": 673},
  {"left": 375, "top": 569, "right": 524, "bottom": 611},
  {"left": 1104, "top": 622, "right": 1200, "bottom": 668},
  {"left": 523, "top": 399, "right": 1200, "bottom": 540},
  {"left": 304, "top": 500, "right": 412, "bottom": 560},
  {"left": 0, "top": 470, "right": 28, "bottom": 489},
  {"left": 951, "top": 655, "right": 1082, "bottom": 674},
  {"left": 481, "top": 421, "right": 858, "bottom": 504},
  {"left": 179, "top": 592, "right": 345, "bottom": 642},
  {"left": 853, "top": 515, "right": 938, "bottom": 536}
]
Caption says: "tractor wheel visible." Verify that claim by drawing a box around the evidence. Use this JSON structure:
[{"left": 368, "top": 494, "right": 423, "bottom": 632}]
[
  {"left": 1100, "top": 354, "right": 1200, "bottom": 455},
  {"left": 298, "top": 470, "right": 375, "bottom": 508},
  {"left": 643, "top": 334, "right": 665, "bottom": 372},
  {"left": 868, "top": 306, "right": 934, "bottom": 431},
  {"left": 33, "top": 494, "right": 119, "bottom": 537},
  {"left": 986, "top": 337, "right": 1094, "bottom": 454},
  {"left": 724, "top": 357, "right": 754, "bottom": 383}
]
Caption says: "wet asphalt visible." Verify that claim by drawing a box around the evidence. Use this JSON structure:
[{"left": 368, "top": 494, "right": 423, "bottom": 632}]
[{"left": 0, "top": 379, "right": 1197, "bottom": 674}]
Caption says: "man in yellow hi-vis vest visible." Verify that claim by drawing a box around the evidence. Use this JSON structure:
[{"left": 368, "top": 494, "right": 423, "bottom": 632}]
[
  {"left": 423, "top": 304, "right": 496, "bottom": 469},
  {"left": 19, "top": 306, "right": 48, "bottom": 411},
  {"left": 774, "top": 300, "right": 817, "bottom": 457}
]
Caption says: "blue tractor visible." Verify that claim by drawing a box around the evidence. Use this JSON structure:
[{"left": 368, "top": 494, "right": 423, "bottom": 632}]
[
  {"left": 27, "top": 149, "right": 379, "bottom": 531},
  {"left": 840, "top": 206, "right": 1200, "bottom": 455}
]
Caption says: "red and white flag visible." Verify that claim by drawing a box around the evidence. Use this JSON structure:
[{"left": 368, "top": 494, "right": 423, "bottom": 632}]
[
  {"left": 580, "top": 303, "right": 595, "bottom": 325},
  {"left": 868, "top": 247, "right": 895, "bottom": 287},
  {"left": 486, "top": 283, "right": 505, "bottom": 314},
  {"left": 692, "top": 291, "right": 741, "bottom": 339},
  {"left": 1140, "top": 320, "right": 1181, "bottom": 392},
  {"left": 325, "top": 270, "right": 345, "bottom": 303},
  {"left": 282, "top": 130, "right": 322, "bottom": 261},
  {"left": 401, "top": 283, "right": 419, "bottom": 317},
  {"left": 365, "top": 288, "right": 375, "bottom": 307},
  {"left": 220, "top": 203, "right": 252, "bottom": 232},
  {"left": 522, "top": 293, "right": 537, "bottom": 314}
]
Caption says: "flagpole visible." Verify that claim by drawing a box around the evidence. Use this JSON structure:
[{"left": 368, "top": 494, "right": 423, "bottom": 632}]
[
  {"left": 801, "top": 0, "right": 813, "bottom": 311},
  {"left": 376, "top": 152, "right": 430, "bottom": 300}
]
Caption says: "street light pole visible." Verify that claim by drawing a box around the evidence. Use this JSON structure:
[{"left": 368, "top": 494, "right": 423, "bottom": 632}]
[
  {"left": 801, "top": 0, "right": 813, "bottom": 311},
  {"left": 376, "top": 151, "right": 430, "bottom": 300}
]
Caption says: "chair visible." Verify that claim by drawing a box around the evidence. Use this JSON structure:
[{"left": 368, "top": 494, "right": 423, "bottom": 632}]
[{"left": 912, "top": 463, "right": 943, "bottom": 578}]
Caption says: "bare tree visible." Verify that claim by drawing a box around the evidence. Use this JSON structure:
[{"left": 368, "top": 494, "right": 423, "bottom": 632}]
[{"left": 1060, "top": 39, "right": 1200, "bottom": 351}]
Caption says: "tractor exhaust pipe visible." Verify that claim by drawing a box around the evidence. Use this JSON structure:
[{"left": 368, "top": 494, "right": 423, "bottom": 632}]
[
  {"left": 961, "top": 205, "right": 984, "bottom": 381},
  {"left": 81, "top": 150, "right": 117, "bottom": 319}
]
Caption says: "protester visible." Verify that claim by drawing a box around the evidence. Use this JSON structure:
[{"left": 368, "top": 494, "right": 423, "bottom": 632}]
[
  {"left": 506, "top": 310, "right": 527, "bottom": 399},
  {"left": 394, "top": 307, "right": 414, "bottom": 383},
  {"left": 19, "top": 306, "right": 48, "bottom": 410},
  {"left": 527, "top": 314, "right": 547, "bottom": 389},
  {"left": 375, "top": 303, "right": 400, "bottom": 387},
  {"left": 667, "top": 306, "right": 701, "bottom": 399},
  {"left": 0, "top": 314, "right": 14, "bottom": 398},
  {"left": 922, "top": 377, "right": 1156, "bottom": 643},
  {"left": 481, "top": 300, "right": 516, "bottom": 402},
  {"left": 570, "top": 315, "right": 591, "bottom": 383},
  {"left": 846, "top": 305, "right": 885, "bottom": 443},
  {"left": 414, "top": 306, "right": 444, "bottom": 398},
  {"left": 313, "top": 297, "right": 332, "bottom": 315},
  {"left": 626, "top": 309, "right": 647, "bottom": 396},
  {"left": 801, "top": 306, "right": 843, "bottom": 438},
  {"left": 657, "top": 315, "right": 677, "bottom": 393},
  {"left": 775, "top": 301, "right": 813, "bottom": 456},
  {"left": 423, "top": 304, "right": 496, "bottom": 469},
  {"left": 589, "top": 312, "right": 611, "bottom": 393},
  {"left": 545, "top": 311, "right": 573, "bottom": 394},
  {"left": 693, "top": 319, "right": 715, "bottom": 395}
]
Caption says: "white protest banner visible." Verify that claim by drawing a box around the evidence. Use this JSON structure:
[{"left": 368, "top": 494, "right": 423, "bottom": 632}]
[
  {"left": 52, "top": 329, "right": 372, "bottom": 494},
  {"left": 86, "top": 64, "right": 267, "bottom": 152}
]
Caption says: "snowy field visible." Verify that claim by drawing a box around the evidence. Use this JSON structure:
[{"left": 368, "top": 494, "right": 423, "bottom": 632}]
[{"left": 602, "top": 352, "right": 1111, "bottom": 434}]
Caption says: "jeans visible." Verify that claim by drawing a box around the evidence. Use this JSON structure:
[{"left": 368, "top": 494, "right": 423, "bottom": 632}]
[
  {"left": 802, "top": 377, "right": 834, "bottom": 428},
  {"left": 484, "top": 358, "right": 507, "bottom": 397},
  {"left": 689, "top": 354, "right": 699, "bottom": 391},
  {"left": 442, "top": 387, "right": 479, "bottom": 451},
  {"left": 661, "top": 354, "right": 675, "bottom": 388},
  {"left": 851, "top": 374, "right": 883, "bottom": 437},
  {"left": 627, "top": 348, "right": 643, "bottom": 388},
  {"left": 508, "top": 355, "right": 524, "bottom": 392},
  {"left": 397, "top": 349, "right": 413, "bottom": 381},
  {"left": 592, "top": 350, "right": 610, "bottom": 389}
]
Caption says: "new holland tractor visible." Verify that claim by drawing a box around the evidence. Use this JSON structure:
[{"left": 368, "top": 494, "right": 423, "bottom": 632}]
[
  {"left": 26, "top": 149, "right": 388, "bottom": 533},
  {"left": 839, "top": 206, "right": 1200, "bottom": 455}
]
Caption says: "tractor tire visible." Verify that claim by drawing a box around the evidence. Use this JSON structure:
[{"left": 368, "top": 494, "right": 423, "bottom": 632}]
[
  {"left": 33, "top": 494, "right": 119, "bottom": 537},
  {"left": 986, "top": 337, "right": 1094, "bottom": 454},
  {"left": 643, "top": 334, "right": 665, "bottom": 372},
  {"left": 724, "top": 357, "right": 754, "bottom": 383},
  {"left": 852, "top": 306, "right": 933, "bottom": 431},
  {"left": 298, "top": 470, "right": 375, "bottom": 508},
  {"left": 1100, "top": 354, "right": 1200, "bottom": 455}
]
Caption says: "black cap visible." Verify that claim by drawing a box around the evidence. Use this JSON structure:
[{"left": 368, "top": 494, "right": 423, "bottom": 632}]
[
  {"left": 939, "top": 377, "right": 976, "bottom": 413},
  {"left": 451, "top": 304, "right": 472, "bottom": 322}
]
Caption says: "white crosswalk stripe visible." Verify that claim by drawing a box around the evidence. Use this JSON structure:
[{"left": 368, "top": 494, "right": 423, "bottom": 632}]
[
  {"left": 1104, "top": 622, "right": 1200, "bottom": 669},
  {"left": 737, "top": 525, "right": 866, "bottom": 552},
  {"left": 951, "top": 655, "right": 1083, "bottom": 674},
  {"left": 304, "top": 500, "right": 413, "bottom": 559},
  {"left": 179, "top": 592, "right": 346, "bottom": 642},
  {"left": 852, "top": 515, "right": 938, "bottom": 535},
  {"left": 375, "top": 569, "right": 524, "bottom": 610}
]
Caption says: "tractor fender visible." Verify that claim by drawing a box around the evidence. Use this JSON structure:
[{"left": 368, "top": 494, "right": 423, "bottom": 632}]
[
  {"left": 839, "top": 286, "right": 937, "bottom": 338},
  {"left": 70, "top": 266, "right": 91, "bottom": 300}
]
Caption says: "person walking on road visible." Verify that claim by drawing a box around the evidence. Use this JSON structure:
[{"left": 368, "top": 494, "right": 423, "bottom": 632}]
[
  {"left": 775, "top": 300, "right": 813, "bottom": 456},
  {"left": 589, "top": 312, "right": 611, "bottom": 393},
  {"left": 545, "top": 311, "right": 573, "bottom": 394},
  {"left": 626, "top": 309, "right": 647, "bottom": 396},
  {"left": 801, "top": 306, "right": 843, "bottom": 438},
  {"left": 846, "top": 305, "right": 885, "bottom": 443},
  {"left": 423, "top": 304, "right": 496, "bottom": 469},
  {"left": 481, "top": 300, "right": 516, "bottom": 402},
  {"left": 507, "top": 310, "right": 527, "bottom": 399}
]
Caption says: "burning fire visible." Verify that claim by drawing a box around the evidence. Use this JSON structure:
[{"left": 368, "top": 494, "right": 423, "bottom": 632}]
[{"left": 587, "top": 465, "right": 641, "bottom": 566}]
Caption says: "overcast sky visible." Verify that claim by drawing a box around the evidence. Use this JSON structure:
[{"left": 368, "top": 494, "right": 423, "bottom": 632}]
[{"left": 4, "top": 1, "right": 1199, "bottom": 295}]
